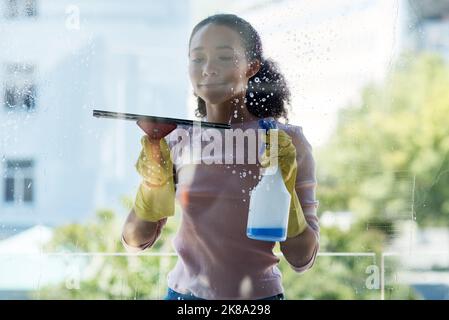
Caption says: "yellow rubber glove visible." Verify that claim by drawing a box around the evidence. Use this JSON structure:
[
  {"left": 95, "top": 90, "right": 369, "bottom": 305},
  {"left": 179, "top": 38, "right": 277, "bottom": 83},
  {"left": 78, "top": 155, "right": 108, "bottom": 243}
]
[
  {"left": 260, "top": 129, "right": 308, "bottom": 238},
  {"left": 133, "top": 135, "right": 175, "bottom": 222}
]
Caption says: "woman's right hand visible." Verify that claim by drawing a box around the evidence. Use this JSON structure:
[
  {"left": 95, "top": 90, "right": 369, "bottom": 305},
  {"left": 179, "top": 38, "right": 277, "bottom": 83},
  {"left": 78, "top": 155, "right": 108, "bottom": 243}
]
[
  {"left": 133, "top": 135, "right": 175, "bottom": 222},
  {"left": 136, "top": 135, "right": 173, "bottom": 186}
]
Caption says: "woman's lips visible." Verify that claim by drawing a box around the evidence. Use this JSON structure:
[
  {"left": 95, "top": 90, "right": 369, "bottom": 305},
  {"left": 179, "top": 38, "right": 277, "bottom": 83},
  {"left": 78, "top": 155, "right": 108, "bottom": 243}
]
[{"left": 199, "top": 83, "right": 226, "bottom": 87}]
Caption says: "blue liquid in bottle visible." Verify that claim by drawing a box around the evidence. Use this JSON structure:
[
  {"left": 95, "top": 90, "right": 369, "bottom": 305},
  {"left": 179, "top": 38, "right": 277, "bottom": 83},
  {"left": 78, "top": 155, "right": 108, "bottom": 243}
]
[{"left": 246, "top": 228, "right": 286, "bottom": 242}]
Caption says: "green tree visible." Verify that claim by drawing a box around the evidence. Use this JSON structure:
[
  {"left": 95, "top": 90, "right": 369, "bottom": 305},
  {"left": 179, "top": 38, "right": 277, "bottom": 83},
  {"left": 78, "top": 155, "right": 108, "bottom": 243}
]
[
  {"left": 317, "top": 52, "right": 449, "bottom": 228},
  {"left": 37, "top": 199, "right": 180, "bottom": 300},
  {"left": 36, "top": 206, "right": 417, "bottom": 300}
]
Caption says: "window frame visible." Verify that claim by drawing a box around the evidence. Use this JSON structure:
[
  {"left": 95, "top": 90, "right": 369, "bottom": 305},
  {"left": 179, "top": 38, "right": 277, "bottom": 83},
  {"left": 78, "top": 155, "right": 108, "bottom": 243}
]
[
  {"left": 3, "top": 62, "right": 37, "bottom": 112},
  {"left": 3, "top": 159, "right": 35, "bottom": 205},
  {"left": 3, "top": 0, "right": 37, "bottom": 19}
]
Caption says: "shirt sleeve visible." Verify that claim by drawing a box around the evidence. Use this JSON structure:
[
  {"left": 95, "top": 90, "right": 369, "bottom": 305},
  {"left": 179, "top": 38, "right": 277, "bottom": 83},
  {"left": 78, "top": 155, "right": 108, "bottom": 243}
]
[
  {"left": 121, "top": 218, "right": 168, "bottom": 253},
  {"left": 287, "top": 242, "right": 320, "bottom": 273},
  {"left": 287, "top": 125, "right": 320, "bottom": 272},
  {"left": 290, "top": 126, "right": 320, "bottom": 226}
]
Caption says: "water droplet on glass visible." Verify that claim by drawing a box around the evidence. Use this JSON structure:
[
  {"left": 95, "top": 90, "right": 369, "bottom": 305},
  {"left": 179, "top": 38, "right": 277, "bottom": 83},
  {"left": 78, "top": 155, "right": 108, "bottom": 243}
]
[
  {"left": 254, "top": 77, "right": 260, "bottom": 83},
  {"left": 249, "top": 92, "right": 254, "bottom": 98}
]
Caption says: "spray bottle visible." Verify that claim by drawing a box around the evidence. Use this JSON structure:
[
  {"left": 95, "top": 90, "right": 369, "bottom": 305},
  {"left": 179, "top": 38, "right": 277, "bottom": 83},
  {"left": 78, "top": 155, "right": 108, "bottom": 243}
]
[{"left": 246, "top": 120, "right": 291, "bottom": 242}]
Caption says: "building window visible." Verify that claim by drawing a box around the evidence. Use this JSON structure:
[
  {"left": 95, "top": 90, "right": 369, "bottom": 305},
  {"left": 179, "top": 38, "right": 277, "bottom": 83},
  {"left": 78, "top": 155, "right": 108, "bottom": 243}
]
[
  {"left": 3, "top": 63, "right": 37, "bottom": 111},
  {"left": 3, "top": 159, "right": 34, "bottom": 204},
  {"left": 4, "top": 0, "right": 37, "bottom": 19}
]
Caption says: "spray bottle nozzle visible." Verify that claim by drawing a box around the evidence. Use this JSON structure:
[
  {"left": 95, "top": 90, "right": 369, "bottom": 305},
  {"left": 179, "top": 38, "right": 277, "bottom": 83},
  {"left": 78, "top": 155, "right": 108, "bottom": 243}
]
[
  {"left": 258, "top": 119, "right": 277, "bottom": 133},
  {"left": 258, "top": 119, "right": 277, "bottom": 157}
]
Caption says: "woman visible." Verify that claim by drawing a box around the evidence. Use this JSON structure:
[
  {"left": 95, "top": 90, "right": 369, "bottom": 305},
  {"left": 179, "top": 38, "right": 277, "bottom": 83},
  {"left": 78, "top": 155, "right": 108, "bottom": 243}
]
[{"left": 121, "top": 14, "right": 320, "bottom": 300}]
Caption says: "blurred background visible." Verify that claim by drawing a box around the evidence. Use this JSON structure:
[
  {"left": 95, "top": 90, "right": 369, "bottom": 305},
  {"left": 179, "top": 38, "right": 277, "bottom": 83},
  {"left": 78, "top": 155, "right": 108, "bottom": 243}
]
[{"left": 0, "top": 0, "right": 448, "bottom": 299}]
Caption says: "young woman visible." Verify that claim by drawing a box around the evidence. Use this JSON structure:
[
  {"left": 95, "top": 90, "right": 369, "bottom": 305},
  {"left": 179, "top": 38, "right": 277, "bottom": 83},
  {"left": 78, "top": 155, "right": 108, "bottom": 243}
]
[{"left": 121, "top": 14, "right": 320, "bottom": 300}]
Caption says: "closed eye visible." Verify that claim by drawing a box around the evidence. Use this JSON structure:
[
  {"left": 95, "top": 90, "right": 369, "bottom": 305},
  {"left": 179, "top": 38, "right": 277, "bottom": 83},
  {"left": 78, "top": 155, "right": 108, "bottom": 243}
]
[{"left": 191, "top": 57, "right": 233, "bottom": 63}]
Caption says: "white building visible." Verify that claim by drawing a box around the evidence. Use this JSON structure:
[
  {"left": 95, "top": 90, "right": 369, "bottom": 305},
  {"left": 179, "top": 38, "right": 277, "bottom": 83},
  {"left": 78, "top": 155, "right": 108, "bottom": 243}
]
[
  {"left": 406, "top": 0, "right": 449, "bottom": 57},
  {"left": 0, "top": 0, "right": 191, "bottom": 237}
]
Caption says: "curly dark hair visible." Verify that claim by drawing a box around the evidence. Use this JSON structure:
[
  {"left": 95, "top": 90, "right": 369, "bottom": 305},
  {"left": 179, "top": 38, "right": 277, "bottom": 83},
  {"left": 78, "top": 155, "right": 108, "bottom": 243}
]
[{"left": 189, "top": 14, "right": 291, "bottom": 123}]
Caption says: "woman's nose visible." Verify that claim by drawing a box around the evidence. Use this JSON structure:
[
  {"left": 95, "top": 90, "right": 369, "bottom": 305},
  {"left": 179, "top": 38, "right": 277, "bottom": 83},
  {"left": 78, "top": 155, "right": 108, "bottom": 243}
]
[{"left": 202, "top": 62, "right": 218, "bottom": 77}]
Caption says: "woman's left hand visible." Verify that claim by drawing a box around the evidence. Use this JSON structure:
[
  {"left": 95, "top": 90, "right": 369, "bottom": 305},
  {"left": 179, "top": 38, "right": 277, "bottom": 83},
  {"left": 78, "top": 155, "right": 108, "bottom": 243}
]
[
  {"left": 260, "top": 129, "right": 296, "bottom": 182},
  {"left": 260, "top": 129, "right": 308, "bottom": 238}
]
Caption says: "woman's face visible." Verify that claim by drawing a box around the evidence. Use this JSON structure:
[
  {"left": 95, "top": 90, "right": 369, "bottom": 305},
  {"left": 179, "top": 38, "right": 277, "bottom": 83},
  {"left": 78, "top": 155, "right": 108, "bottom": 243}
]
[{"left": 189, "top": 24, "right": 258, "bottom": 105}]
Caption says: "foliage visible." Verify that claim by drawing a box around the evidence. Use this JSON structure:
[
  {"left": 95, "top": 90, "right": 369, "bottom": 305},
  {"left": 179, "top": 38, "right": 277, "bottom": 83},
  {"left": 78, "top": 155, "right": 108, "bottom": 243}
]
[{"left": 316, "top": 53, "right": 449, "bottom": 227}]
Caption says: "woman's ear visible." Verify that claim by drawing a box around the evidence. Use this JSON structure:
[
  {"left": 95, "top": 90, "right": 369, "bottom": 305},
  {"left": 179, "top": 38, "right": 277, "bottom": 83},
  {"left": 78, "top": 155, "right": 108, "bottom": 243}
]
[{"left": 246, "top": 59, "right": 261, "bottom": 78}]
